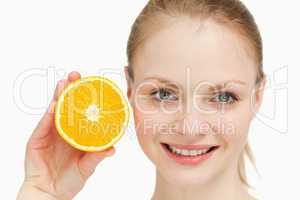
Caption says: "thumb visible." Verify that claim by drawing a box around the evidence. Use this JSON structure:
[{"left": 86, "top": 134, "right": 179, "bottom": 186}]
[{"left": 77, "top": 147, "right": 115, "bottom": 179}]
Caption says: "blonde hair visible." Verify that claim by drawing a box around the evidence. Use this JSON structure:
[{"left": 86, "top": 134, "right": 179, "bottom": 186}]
[{"left": 126, "top": 0, "right": 264, "bottom": 186}]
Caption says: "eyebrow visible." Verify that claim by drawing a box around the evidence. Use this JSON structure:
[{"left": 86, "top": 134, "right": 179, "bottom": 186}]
[
  {"left": 143, "top": 76, "right": 182, "bottom": 90},
  {"left": 143, "top": 76, "right": 247, "bottom": 90},
  {"left": 214, "top": 79, "right": 247, "bottom": 89}
]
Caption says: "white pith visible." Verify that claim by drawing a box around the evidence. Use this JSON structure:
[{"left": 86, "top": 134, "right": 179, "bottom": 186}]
[{"left": 85, "top": 104, "right": 101, "bottom": 122}]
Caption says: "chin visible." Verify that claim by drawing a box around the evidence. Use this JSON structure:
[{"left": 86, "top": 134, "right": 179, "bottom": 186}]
[{"left": 159, "top": 165, "right": 221, "bottom": 187}]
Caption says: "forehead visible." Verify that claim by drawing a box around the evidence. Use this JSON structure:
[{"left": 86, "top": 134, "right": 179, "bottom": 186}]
[{"left": 132, "top": 18, "right": 257, "bottom": 88}]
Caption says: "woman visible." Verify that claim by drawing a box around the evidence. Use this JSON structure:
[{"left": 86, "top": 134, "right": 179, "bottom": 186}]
[{"left": 17, "top": 0, "right": 266, "bottom": 199}]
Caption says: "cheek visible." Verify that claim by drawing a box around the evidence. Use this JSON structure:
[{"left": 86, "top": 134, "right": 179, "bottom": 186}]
[
  {"left": 133, "top": 103, "right": 176, "bottom": 158},
  {"left": 216, "top": 101, "right": 254, "bottom": 152},
  {"left": 133, "top": 105, "right": 152, "bottom": 143},
  {"left": 133, "top": 98, "right": 175, "bottom": 136},
  {"left": 132, "top": 104, "right": 160, "bottom": 156}
]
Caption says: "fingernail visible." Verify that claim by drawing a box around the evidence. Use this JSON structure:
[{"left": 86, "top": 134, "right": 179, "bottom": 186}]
[{"left": 106, "top": 153, "right": 113, "bottom": 157}]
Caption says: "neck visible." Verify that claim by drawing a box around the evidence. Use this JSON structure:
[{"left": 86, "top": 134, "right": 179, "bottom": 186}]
[{"left": 151, "top": 162, "right": 253, "bottom": 200}]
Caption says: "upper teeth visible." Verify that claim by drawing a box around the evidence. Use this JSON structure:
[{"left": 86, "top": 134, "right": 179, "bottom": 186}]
[{"left": 167, "top": 144, "right": 210, "bottom": 156}]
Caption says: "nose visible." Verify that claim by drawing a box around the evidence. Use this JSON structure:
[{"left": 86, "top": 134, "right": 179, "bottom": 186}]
[{"left": 172, "top": 108, "right": 212, "bottom": 137}]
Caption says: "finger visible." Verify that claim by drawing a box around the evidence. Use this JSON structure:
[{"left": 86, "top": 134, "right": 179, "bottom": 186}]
[
  {"left": 28, "top": 78, "right": 68, "bottom": 148},
  {"left": 53, "top": 72, "right": 81, "bottom": 101},
  {"left": 77, "top": 147, "right": 115, "bottom": 178},
  {"left": 53, "top": 79, "right": 68, "bottom": 101},
  {"left": 68, "top": 71, "right": 81, "bottom": 82},
  {"left": 29, "top": 99, "right": 57, "bottom": 141}
]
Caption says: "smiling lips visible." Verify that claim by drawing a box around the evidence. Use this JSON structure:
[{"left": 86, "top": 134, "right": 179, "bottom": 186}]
[{"left": 161, "top": 143, "right": 220, "bottom": 166}]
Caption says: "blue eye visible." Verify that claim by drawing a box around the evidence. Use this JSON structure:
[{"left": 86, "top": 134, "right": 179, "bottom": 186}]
[
  {"left": 211, "top": 92, "right": 238, "bottom": 104},
  {"left": 150, "top": 88, "right": 178, "bottom": 102}
]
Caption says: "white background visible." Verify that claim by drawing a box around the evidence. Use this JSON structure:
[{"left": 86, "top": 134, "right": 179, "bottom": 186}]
[{"left": 0, "top": 0, "right": 298, "bottom": 199}]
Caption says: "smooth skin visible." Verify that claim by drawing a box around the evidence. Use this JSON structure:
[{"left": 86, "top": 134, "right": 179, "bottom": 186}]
[
  {"left": 17, "top": 71, "right": 115, "bottom": 200},
  {"left": 125, "top": 18, "right": 264, "bottom": 200}
]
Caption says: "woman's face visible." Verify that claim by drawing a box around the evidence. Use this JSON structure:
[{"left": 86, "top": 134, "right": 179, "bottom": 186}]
[{"left": 125, "top": 18, "right": 265, "bottom": 186}]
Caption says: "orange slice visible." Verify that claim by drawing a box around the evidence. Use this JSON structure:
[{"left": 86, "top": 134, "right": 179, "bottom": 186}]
[{"left": 54, "top": 76, "right": 130, "bottom": 152}]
